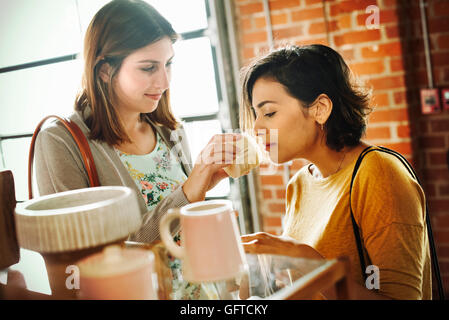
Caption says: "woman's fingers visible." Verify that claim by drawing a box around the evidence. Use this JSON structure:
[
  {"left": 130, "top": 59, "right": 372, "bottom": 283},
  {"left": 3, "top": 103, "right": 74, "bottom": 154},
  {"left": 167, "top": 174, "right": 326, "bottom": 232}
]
[
  {"left": 242, "top": 239, "right": 258, "bottom": 245},
  {"left": 199, "top": 147, "right": 238, "bottom": 166},
  {"left": 207, "top": 133, "right": 242, "bottom": 152},
  {"left": 199, "top": 134, "right": 243, "bottom": 165},
  {"left": 242, "top": 239, "right": 281, "bottom": 255},
  {"left": 242, "top": 239, "right": 264, "bottom": 254},
  {"left": 241, "top": 233, "right": 324, "bottom": 259},
  {"left": 242, "top": 244, "right": 259, "bottom": 254},
  {"left": 241, "top": 235, "right": 258, "bottom": 243},
  {"left": 241, "top": 232, "right": 281, "bottom": 254},
  {"left": 193, "top": 133, "right": 246, "bottom": 167},
  {"left": 241, "top": 232, "right": 274, "bottom": 243}
]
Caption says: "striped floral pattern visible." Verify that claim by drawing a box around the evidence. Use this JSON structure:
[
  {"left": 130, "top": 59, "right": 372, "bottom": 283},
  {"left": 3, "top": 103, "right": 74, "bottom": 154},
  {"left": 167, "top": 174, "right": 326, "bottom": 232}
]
[{"left": 116, "top": 132, "right": 208, "bottom": 300}]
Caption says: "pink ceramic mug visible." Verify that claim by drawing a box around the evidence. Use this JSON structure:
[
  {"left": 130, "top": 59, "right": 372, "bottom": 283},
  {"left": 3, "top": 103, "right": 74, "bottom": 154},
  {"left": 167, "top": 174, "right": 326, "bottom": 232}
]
[
  {"left": 160, "top": 200, "right": 247, "bottom": 283},
  {"left": 77, "top": 245, "right": 157, "bottom": 300}
]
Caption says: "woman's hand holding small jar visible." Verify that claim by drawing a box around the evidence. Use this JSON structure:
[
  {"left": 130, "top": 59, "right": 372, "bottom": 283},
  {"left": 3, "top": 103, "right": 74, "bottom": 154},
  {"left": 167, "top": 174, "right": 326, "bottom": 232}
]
[{"left": 182, "top": 133, "right": 242, "bottom": 203}]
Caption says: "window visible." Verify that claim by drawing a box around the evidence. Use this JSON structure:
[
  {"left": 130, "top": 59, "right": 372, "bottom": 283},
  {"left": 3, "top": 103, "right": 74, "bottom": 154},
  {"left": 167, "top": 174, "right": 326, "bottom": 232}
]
[
  {"left": 0, "top": 0, "right": 85, "bottom": 201},
  {"left": 0, "top": 1, "right": 250, "bottom": 225}
]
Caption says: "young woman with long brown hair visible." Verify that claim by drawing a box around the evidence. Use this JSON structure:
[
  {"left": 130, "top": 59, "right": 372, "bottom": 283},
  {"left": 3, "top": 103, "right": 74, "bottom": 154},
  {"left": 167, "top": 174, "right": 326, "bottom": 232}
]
[{"left": 34, "top": 0, "right": 239, "bottom": 245}]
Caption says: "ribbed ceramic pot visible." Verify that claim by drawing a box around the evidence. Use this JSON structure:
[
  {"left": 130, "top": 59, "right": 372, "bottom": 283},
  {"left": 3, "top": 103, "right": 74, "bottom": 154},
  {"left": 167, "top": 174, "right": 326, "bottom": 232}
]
[{"left": 14, "top": 186, "right": 142, "bottom": 298}]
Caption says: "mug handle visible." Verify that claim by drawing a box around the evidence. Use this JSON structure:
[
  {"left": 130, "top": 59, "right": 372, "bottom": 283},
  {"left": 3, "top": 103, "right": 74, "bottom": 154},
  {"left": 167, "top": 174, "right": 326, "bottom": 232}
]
[{"left": 160, "top": 208, "right": 185, "bottom": 259}]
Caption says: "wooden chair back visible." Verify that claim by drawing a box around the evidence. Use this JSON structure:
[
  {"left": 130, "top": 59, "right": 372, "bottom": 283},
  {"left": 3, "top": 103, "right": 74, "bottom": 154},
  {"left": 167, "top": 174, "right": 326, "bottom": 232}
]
[{"left": 0, "top": 170, "right": 20, "bottom": 269}]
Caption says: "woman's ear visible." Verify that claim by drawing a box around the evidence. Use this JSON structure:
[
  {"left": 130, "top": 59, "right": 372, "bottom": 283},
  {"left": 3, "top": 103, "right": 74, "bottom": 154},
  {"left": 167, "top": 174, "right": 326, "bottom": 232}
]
[
  {"left": 312, "top": 94, "right": 333, "bottom": 127},
  {"left": 99, "top": 62, "right": 112, "bottom": 83}
]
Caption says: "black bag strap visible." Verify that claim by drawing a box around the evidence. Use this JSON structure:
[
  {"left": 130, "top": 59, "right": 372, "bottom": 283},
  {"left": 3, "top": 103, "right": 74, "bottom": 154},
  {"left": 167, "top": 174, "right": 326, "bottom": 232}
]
[{"left": 349, "top": 145, "right": 445, "bottom": 300}]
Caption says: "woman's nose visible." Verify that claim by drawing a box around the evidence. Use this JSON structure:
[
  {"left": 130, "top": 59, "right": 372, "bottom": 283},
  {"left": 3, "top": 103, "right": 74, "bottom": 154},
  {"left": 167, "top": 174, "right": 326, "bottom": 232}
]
[
  {"left": 253, "top": 116, "right": 263, "bottom": 132},
  {"left": 155, "top": 67, "right": 170, "bottom": 91}
]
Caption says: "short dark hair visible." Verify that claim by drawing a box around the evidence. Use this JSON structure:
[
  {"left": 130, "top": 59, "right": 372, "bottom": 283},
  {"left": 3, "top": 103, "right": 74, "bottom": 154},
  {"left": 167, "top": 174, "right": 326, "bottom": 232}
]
[{"left": 240, "top": 44, "right": 373, "bottom": 152}]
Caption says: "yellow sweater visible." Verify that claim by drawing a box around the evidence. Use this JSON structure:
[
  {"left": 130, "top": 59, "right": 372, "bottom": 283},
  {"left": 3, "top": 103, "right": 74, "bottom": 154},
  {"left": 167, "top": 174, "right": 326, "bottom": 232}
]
[{"left": 283, "top": 148, "right": 431, "bottom": 300}]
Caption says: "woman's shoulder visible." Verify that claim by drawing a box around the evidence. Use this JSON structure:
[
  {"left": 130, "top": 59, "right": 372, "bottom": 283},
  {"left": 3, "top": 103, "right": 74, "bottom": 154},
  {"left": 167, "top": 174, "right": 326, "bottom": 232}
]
[
  {"left": 357, "top": 146, "right": 415, "bottom": 181},
  {"left": 35, "top": 111, "right": 89, "bottom": 146},
  {"left": 286, "top": 163, "right": 310, "bottom": 191},
  {"left": 353, "top": 146, "right": 425, "bottom": 205},
  {"left": 352, "top": 146, "right": 426, "bottom": 230}
]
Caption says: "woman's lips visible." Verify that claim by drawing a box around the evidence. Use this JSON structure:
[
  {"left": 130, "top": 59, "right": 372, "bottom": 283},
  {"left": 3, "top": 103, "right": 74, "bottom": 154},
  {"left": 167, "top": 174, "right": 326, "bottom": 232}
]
[
  {"left": 265, "top": 143, "right": 276, "bottom": 151},
  {"left": 144, "top": 94, "right": 162, "bottom": 101}
]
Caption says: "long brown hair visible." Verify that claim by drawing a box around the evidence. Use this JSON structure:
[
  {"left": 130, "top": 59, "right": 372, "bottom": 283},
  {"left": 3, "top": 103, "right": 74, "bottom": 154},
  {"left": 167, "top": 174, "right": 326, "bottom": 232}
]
[{"left": 75, "top": 0, "right": 179, "bottom": 145}]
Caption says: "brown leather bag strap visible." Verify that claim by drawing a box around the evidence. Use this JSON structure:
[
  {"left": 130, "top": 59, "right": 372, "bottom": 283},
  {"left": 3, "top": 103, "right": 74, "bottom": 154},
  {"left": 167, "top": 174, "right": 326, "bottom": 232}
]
[{"left": 28, "top": 115, "right": 100, "bottom": 199}]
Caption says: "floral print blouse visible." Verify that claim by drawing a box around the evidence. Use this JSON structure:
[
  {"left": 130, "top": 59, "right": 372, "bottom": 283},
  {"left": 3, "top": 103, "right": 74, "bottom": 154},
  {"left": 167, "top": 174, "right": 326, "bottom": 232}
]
[
  {"left": 115, "top": 132, "right": 187, "bottom": 211},
  {"left": 116, "top": 131, "right": 209, "bottom": 300}
]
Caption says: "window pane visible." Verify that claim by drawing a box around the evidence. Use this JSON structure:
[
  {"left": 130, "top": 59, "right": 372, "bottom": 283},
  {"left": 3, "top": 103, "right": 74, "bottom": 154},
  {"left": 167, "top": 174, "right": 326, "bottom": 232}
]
[
  {"left": 171, "top": 37, "right": 219, "bottom": 118},
  {"left": 183, "top": 120, "right": 230, "bottom": 198},
  {"left": 76, "top": 0, "right": 111, "bottom": 37},
  {"left": 1, "top": 137, "right": 33, "bottom": 202},
  {"left": 0, "top": 0, "right": 81, "bottom": 68},
  {"left": 147, "top": 0, "right": 208, "bottom": 34},
  {"left": 78, "top": 0, "right": 208, "bottom": 41},
  {"left": 0, "top": 59, "right": 83, "bottom": 135},
  {"left": 206, "top": 173, "right": 231, "bottom": 198}
]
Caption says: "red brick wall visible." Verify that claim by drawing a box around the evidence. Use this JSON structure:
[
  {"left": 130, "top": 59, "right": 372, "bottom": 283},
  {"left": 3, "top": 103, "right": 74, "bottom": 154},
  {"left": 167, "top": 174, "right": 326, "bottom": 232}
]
[
  {"left": 233, "top": 0, "right": 449, "bottom": 296},
  {"left": 395, "top": 0, "right": 449, "bottom": 294}
]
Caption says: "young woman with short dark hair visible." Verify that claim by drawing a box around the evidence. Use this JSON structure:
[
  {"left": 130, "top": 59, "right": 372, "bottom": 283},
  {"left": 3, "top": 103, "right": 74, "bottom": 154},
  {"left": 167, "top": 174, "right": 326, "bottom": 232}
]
[{"left": 240, "top": 44, "right": 431, "bottom": 300}]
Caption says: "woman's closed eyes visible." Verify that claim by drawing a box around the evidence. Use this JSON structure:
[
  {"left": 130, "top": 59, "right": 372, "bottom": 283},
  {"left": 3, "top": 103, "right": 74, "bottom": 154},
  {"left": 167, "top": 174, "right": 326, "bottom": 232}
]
[
  {"left": 141, "top": 61, "right": 173, "bottom": 73},
  {"left": 251, "top": 108, "right": 276, "bottom": 119}
]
